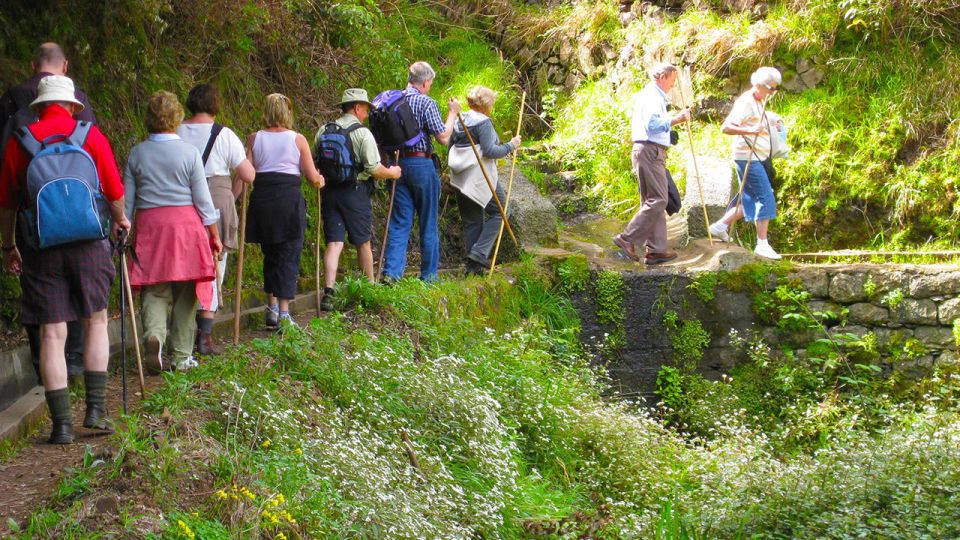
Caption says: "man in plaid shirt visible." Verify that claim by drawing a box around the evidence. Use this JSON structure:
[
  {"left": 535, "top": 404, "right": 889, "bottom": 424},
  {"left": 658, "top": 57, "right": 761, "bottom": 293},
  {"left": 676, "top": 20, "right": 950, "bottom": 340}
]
[{"left": 381, "top": 61, "right": 461, "bottom": 282}]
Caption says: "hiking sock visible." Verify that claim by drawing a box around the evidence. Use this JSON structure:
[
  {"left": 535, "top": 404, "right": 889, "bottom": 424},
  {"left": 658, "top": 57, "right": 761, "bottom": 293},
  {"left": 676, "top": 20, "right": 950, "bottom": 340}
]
[
  {"left": 324, "top": 287, "right": 334, "bottom": 295},
  {"left": 84, "top": 371, "right": 108, "bottom": 408},
  {"left": 45, "top": 387, "right": 72, "bottom": 425},
  {"left": 713, "top": 222, "right": 728, "bottom": 232},
  {"left": 279, "top": 310, "right": 290, "bottom": 319},
  {"left": 197, "top": 317, "right": 214, "bottom": 334},
  {"left": 756, "top": 238, "right": 770, "bottom": 248}
]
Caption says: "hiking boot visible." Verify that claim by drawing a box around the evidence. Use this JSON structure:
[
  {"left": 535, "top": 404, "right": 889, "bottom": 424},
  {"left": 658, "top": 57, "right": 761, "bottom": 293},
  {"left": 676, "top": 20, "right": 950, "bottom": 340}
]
[
  {"left": 645, "top": 251, "right": 678, "bottom": 265},
  {"left": 195, "top": 331, "right": 219, "bottom": 356},
  {"left": 48, "top": 421, "right": 73, "bottom": 444},
  {"left": 144, "top": 335, "right": 166, "bottom": 375},
  {"left": 265, "top": 307, "right": 279, "bottom": 330},
  {"left": 708, "top": 222, "right": 731, "bottom": 242},
  {"left": 83, "top": 403, "right": 113, "bottom": 431},
  {"left": 380, "top": 274, "right": 399, "bottom": 286},
  {"left": 612, "top": 234, "right": 640, "bottom": 262},
  {"left": 464, "top": 259, "right": 487, "bottom": 277},
  {"left": 320, "top": 291, "right": 335, "bottom": 312},
  {"left": 754, "top": 242, "right": 782, "bottom": 260}
]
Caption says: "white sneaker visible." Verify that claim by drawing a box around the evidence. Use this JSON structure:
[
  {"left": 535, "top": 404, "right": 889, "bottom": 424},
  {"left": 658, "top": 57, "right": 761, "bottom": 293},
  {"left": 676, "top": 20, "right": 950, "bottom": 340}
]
[
  {"left": 754, "top": 243, "right": 782, "bottom": 260},
  {"left": 176, "top": 356, "right": 199, "bottom": 371},
  {"left": 708, "top": 222, "right": 731, "bottom": 242}
]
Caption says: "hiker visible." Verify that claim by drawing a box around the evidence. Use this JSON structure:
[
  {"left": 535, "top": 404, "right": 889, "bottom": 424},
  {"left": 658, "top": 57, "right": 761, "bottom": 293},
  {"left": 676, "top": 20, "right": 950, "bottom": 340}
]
[
  {"left": 0, "top": 75, "right": 129, "bottom": 444},
  {"left": 178, "top": 83, "right": 255, "bottom": 355},
  {"left": 0, "top": 43, "right": 95, "bottom": 381},
  {"left": 315, "top": 88, "right": 401, "bottom": 310},
  {"left": 245, "top": 93, "right": 324, "bottom": 329},
  {"left": 124, "top": 91, "right": 222, "bottom": 373},
  {"left": 381, "top": 61, "right": 462, "bottom": 283},
  {"left": 448, "top": 85, "right": 520, "bottom": 276},
  {"left": 708, "top": 66, "right": 783, "bottom": 260},
  {"left": 612, "top": 62, "right": 690, "bottom": 265}
]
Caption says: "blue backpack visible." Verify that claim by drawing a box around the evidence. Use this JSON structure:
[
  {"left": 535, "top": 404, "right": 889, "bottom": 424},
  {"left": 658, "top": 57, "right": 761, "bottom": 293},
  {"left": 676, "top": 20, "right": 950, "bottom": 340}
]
[
  {"left": 314, "top": 122, "right": 363, "bottom": 187},
  {"left": 14, "top": 121, "right": 110, "bottom": 249}
]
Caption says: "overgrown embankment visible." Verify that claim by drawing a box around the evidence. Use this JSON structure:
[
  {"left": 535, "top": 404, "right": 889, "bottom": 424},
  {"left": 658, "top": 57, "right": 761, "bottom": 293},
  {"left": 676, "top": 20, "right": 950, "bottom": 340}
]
[{"left": 12, "top": 264, "right": 960, "bottom": 538}]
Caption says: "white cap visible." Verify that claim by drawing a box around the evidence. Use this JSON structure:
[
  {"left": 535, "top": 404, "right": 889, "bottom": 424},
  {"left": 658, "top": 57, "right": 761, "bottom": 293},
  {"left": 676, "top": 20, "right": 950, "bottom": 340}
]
[{"left": 30, "top": 75, "right": 84, "bottom": 113}]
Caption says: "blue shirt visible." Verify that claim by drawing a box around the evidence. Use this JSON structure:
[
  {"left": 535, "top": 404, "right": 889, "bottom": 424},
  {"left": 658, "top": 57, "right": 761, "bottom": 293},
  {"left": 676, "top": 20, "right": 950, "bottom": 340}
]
[
  {"left": 630, "top": 82, "right": 672, "bottom": 147},
  {"left": 404, "top": 86, "right": 446, "bottom": 154}
]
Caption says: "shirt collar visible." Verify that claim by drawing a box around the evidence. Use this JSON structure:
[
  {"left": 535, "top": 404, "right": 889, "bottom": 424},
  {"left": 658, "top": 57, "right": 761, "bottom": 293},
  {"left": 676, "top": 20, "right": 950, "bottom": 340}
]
[
  {"left": 405, "top": 84, "right": 423, "bottom": 95},
  {"left": 148, "top": 133, "right": 180, "bottom": 142},
  {"left": 340, "top": 112, "right": 361, "bottom": 124},
  {"left": 38, "top": 104, "right": 75, "bottom": 121}
]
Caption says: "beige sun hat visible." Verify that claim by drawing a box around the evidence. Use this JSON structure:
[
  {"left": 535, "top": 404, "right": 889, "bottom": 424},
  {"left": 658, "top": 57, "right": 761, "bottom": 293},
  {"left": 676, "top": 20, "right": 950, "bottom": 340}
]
[
  {"left": 335, "top": 88, "right": 373, "bottom": 107},
  {"left": 30, "top": 75, "right": 84, "bottom": 113}
]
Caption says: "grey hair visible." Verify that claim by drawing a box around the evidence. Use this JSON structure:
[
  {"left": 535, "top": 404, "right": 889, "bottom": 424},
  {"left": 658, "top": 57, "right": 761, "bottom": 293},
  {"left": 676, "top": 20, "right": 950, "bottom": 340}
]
[
  {"left": 650, "top": 62, "right": 678, "bottom": 80},
  {"left": 408, "top": 61, "right": 436, "bottom": 85},
  {"left": 750, "top": 66, "right": 782, "bottom": 87}
]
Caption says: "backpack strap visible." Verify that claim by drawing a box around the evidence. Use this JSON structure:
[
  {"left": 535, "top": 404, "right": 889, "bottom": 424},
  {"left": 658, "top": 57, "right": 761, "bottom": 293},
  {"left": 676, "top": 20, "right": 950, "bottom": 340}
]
[
  {"left": 68, "top": 121, "right": 93, "bottom": 148},
  {"left": 13, "top": 124, "right": 42, "bottom": 157},
  {"left": 342, "top": 123, "right": 364, "bottom": 168},
  {"left": 202, "top": 123, "right": 224, "bottom": 166}
]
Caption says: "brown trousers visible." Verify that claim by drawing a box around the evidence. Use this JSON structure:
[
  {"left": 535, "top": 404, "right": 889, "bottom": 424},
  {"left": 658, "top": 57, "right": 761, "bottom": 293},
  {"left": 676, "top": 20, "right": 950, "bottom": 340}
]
[{"left": 621, "top": 142, "right": 668, "bottom": 253}]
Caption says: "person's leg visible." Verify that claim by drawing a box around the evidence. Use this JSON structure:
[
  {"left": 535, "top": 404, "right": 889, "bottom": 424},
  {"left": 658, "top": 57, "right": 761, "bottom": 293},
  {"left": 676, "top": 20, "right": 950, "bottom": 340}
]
[
  {"left": 621, "top": 144, "right": 669, "bottom": 253},
  {"left": 40, "top": 322, "right": 72, "bottom": 443},
  {"left": 468, "top": 183, "right": 507, "bottom": 266},
  {"left": 261, "top": 244, "right": 280, "bottom": 328},
  {"left": 356, "top": 241, "right": 374, "bottom": 282},
  {"left": 141, "top": 283, "right": 172, "bottom": 372},
  {"left": 276, "top": 236, "right": 303, "bottom": 324},
  {"left": 65, "top": 319, "right": 84, "bottom": 378},
  {"left": 756, "top": 219, "right": 769, "bottom": 241},
  {"left": 25, "top": 322, "right": 42, "bottom": 386},
  {"left": 458, "top": 191, "right": 484, "bottom": 258},
  {"left": 409, "top": 161, "right": 441, "bottom": 281},
  {"left": 169, "top": 281, "right": 199, "bottom": 366},
  {"left": 81, "top": 309, "right": 111, "bottom": 429},
  {"left": 383, "top": 176, "right": 415, "bottom": 281},
  {"left": 324, "top": 242, "right": 344, "bottom": 289}
]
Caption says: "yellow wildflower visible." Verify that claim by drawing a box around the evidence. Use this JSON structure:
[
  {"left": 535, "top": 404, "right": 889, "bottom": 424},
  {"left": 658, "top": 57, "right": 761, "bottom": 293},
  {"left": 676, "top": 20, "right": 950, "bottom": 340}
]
[
  {"left": 214, "top": 490, "right": 228, "bottom": 500},
  {"left": 261, "top": 439, "right": 272, "bottom": 449},
  {"left": 293, "top": 448, "right": 302, "bottom": 455},
  {"left": 176, "top": 519, "right": 196, "bottom": 540}
]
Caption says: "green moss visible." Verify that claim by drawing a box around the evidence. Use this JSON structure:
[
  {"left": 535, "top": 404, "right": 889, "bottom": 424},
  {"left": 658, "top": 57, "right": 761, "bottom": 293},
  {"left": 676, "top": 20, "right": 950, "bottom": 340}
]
[
  {"left": 554, "top": 254, "right": 591, "bottom": 293},
  {"left": 687, "top": 272, "right": 719, "bottom": 304},
  {"left": 663, "top": 310, "right": 711, "bottom": 372},
  {"left": 593, "top": 269, "right": 625, "bottom": 327}
]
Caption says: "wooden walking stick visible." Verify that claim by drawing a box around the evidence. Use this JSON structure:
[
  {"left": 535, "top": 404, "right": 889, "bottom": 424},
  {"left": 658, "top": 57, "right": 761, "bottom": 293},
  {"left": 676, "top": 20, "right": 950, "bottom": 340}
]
[
  {"left": 120, "top": 246, "right": 146, "bottom": 396},
  {"left": 315, "top": 188, "right": 322, "bottom": 316},
  {"left": 677, "top": 67, "right": 713, "bottom": 245},
  {"left": 233, "top": 183, "right": 249, "bottom": 345},
  {"left": 456, "top": 112, "right": 519, "bottom": 248},
  {"left": 489, "top": 91, "right": 526, "bottom": 276},
  {"left": 214, "top": 253, "right": 224, "bottom": 311},
  {"left": 376, "top": 151, "right": 400, "bottom": 282}
]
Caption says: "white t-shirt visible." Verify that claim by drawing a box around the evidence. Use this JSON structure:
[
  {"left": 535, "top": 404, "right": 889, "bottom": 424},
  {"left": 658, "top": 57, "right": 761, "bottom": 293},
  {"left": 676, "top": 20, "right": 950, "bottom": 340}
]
[
  {"left": 176, "top": 122, "right": 247, "bottom": 177},
  {"left": 726, "top": 91, "right": 772, "bottom": 161}
]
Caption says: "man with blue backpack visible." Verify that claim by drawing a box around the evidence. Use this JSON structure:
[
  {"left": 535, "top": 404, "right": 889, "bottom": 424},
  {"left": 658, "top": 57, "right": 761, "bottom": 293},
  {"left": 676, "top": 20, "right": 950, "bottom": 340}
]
[
  {"left": 0, "top": 76, "right": 130, "bottom": 444},
  {"left": 314, "top": 88, "right": 401, "bottom": 311}
]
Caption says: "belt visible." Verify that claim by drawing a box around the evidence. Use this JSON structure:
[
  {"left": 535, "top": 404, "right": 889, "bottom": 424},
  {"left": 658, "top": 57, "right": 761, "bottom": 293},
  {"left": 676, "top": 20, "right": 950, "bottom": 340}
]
[
  {"left": 401, "top": 151, "right": 430, "bottom": 158},
  {"left": 634, "top": 140, "right": 668, "bottom": 150}
]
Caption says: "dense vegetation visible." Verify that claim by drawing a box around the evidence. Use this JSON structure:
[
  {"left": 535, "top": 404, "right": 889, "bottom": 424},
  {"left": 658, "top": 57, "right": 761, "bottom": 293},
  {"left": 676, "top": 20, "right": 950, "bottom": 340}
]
[{"left": 11, "top": 265, "right": 960, "bottom": 538}]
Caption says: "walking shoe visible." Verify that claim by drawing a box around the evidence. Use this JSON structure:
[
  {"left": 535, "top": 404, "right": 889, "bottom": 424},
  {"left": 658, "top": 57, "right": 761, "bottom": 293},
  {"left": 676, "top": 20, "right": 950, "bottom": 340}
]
[
  {"left": 645, "top": 251, "right": 678, "bottom": 265},
  {"left": 708, "top": 222, "right": 731, "bottom": 242},
  {"left": 754, "top": 243, "right": 782, "bottom": 260},
  {"left": 611, "top": 234, "right": 640, "bottom": 262},
  {"left": 464, "top": 258, "right": 487, "bottom": 277},
  {"left": 83, "top": 403, "right": 113, "bottom": 431},
  {"left": 48, "top": 421, "right": 73, "bottom": 444},
  {"left": 265, "top": 306, "right": 280, "bottom": 330},
  {"left": 175, "top": 356, "right": 199, "bottom": 371},
  {"left": 144, "top": 335, "right": 165, "bottom": 375},
  {"left": 320, "top": 291, "right": 335, "bottom": 312},
  {"left": 195, "top": 331, "right": 220, "bottom": 356}
]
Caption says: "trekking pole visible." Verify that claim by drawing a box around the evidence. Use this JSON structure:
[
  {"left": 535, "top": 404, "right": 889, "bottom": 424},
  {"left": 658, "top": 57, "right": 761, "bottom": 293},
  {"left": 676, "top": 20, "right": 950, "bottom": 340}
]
[
  {"left": 233, "top": 183, "right": 249, "bottom": 344},
  {"left": 376, "top": 151, "right": 399, "bottom": 282},
  {"left": 315, "top": 188, "right": 322, "bottom": 317},
  {"left": 214, "top": 253, "right": 224, "bottom": 311},
  {"left": 489, "top": 91, "right": 526, "bottom": 277},
  {"left": 677, "top": 68, "right": 713, "bottom": 245},
  {"left": 456, "top": 112, "right": 519, "bottom": 248},
  {"left": 119, "top": 234, "right": 146, "bottom": 397}
]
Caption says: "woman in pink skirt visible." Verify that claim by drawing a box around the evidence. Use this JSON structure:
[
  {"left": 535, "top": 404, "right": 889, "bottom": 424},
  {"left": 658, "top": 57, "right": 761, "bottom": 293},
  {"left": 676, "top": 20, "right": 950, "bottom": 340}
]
[{"left": 124, "top": 91, "right": 222, "bottom": 372}]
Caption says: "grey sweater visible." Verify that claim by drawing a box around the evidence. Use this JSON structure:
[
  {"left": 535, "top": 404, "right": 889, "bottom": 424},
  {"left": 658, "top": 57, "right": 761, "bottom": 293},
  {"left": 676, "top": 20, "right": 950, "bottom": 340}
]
[
  {"left": 123, "top": 136, "right": 219, "bottom": 225},
  {"left": 450, "top": 110, "right": 514, "bottom": 159}
]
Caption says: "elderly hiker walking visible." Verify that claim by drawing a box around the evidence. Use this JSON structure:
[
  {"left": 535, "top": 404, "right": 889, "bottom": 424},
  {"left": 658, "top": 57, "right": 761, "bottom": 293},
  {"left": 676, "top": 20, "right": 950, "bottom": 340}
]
[
  {"left": 124, "top": 91, "right": 222, "bottom": 373},
  {"left": 315, "top": 88, "right": 401, "bottom": 311},
  {"left": 0, "top": 43, "right": 95, "bottom": 382},
  {"left": 0, "top": 76, "right": 130, "bottom": 444},
  {"left": 612, "top": 62, "right": 690, "bottom": 265},
  {"left": 245, "top": 93, "right": 324, "bottom": 329},
  {"left": 178, "top": 83, "right": 255, "bottom": 355},
  {"left": 708, "top": 67, "right": 783, "bottom": 259},
  {"left": 448, "top": 85, "right": 520, "bottom": 276},
  {"left": 381, "top": 61, "right": 462, "bottom": 283}
]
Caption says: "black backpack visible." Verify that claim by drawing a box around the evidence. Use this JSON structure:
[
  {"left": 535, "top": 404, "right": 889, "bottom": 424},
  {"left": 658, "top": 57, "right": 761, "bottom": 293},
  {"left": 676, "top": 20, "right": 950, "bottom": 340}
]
[
  {"left": 0, "top": 99, "right": 38, "bottom": 169},
  {"left": 369, "top": 90, "right": 423, "bottom": 151},
  {"left": 314, "top": 122, "right": 363, "bottom": 187}
]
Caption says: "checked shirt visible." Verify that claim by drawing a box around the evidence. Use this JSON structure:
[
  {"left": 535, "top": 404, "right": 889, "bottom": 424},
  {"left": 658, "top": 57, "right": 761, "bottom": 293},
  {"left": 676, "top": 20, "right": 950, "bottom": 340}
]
[{"left": 403, "top": 86, "right": 445, "bottom": 154}]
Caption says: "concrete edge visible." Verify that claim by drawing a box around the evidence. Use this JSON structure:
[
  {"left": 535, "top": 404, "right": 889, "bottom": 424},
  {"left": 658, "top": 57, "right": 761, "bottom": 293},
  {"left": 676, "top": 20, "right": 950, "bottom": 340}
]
[{"left": 0, "top": 386, "right": 45, "bottom": 444}]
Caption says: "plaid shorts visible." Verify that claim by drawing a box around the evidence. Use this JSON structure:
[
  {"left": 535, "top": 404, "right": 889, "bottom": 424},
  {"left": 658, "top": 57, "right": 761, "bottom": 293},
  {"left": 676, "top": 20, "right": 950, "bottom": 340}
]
[{"left": 19, "top": 239, "right": 116, "bottom": 324}]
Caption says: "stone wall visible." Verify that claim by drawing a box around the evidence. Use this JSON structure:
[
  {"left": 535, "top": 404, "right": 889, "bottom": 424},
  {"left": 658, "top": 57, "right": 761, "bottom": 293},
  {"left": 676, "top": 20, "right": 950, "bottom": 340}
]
[{"left": 574, "top": 263, "right": 960, "bottom": 399}]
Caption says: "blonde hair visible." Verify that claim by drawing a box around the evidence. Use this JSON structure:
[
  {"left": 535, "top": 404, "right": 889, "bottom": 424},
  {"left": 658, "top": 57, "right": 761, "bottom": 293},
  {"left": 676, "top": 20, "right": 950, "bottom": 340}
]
[
  {"left": 145, "top": 91, "right": 184, "bottom": 134},
  {"left": 466, "top": 86, "right": 497, "bottom": 115},
  {"left": 263, "top": 93, "right": 294, "bottom": 129}
]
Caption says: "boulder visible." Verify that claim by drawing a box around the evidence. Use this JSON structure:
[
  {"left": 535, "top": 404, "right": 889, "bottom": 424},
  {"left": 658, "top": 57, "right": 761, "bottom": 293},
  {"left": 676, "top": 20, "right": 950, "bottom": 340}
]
[
  {"left": 682, "top": 155, "right": 734, "bottom": 240},
  {"left": 498, "top": 163, "right": 559, "bottom": 249}
]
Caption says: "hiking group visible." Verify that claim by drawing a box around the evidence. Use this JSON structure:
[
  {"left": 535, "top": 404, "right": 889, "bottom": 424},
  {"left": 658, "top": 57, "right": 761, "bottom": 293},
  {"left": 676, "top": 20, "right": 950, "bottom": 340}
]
[{"left": 1, "top": 45, "right": 783, "bottom": 446}]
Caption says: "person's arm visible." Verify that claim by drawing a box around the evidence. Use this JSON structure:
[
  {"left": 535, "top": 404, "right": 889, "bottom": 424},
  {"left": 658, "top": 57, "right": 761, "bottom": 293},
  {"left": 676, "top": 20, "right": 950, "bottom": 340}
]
[
  {"left": 475, "top": 119, "right": 517, "bottom": 159},
  {"left": 295, "top": 133, "right": 324, "bottom": 188},
  {"left": 721, "top": 97, "right": 762, "bottom": 136},
  {"left": 231, "top": 159, "right": 256, "bottom": 198},
  {"left": 188, "top": 149, "right": 220, "bottom": 226},
  {"left": 370, "top": 163, "right": 401, "bottom": 180},
  {"left": 433, "top": 98, "right": 461, "bottom": 146},
  {"left": 0, "top": 208, "right": 20, "bottom": 275},
  {"left": 87, "top": 128, "right": 129, "bottom": 234},
  {"left": 0, "top": 143, "right": 23, "bottom": 273}
]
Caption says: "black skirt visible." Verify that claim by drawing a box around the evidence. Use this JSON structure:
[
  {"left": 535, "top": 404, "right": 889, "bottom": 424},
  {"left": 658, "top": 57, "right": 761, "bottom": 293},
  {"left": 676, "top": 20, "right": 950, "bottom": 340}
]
[{"left": 245, "top": 171, "right": 307, "bottom": 245}]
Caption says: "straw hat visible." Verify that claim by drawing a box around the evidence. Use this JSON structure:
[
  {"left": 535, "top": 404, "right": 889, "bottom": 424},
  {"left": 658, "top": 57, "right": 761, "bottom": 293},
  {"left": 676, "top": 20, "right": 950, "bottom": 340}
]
[
  {"left": 30, "top": 75, "right": 84, "bottom": 113},
  {"left": 336, "top": 88, "right": 373, "bottom": 107}
]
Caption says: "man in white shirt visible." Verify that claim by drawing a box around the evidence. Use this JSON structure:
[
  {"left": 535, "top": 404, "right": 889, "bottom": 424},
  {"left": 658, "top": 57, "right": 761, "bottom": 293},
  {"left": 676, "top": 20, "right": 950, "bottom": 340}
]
[{"left": 613, "top": 62, "right": 690, "bottom": 265}]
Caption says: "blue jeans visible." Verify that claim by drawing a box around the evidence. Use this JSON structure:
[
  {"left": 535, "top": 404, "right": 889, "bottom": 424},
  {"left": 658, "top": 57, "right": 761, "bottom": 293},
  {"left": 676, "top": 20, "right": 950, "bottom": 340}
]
[{"left": 383, "top": 157, "right": 440, "bottom": 281}]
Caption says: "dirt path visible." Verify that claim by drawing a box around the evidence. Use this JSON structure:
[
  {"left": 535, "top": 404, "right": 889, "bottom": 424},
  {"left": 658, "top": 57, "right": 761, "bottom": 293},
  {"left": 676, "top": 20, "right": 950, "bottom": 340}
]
[{"left": 0, "top": 311, "right": 316, "bottom": 536}]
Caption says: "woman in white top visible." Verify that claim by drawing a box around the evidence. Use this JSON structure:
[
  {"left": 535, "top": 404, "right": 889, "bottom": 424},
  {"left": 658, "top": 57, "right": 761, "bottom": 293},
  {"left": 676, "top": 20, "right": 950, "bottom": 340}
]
[
  {"left": 244, "top": 93, "right": 324, "bottom": 329},
  {"left": 178, "top": 83, "right": 256, "bottom": 354}
]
